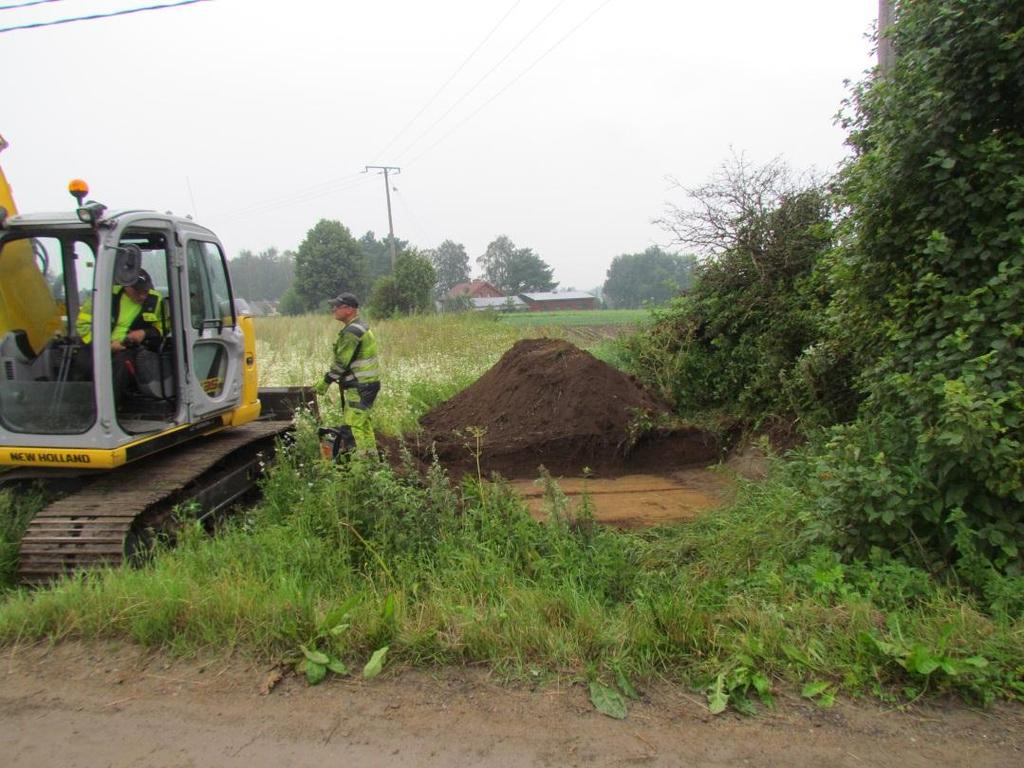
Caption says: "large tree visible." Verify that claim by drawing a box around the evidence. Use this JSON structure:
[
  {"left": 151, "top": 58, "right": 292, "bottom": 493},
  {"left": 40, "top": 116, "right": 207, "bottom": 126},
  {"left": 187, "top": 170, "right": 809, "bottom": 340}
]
[
  {"left": 369, "top": 249, "right": 437, "bottom": 316},
  {"left": 359, "top": 230, "right": 409, "bottom": 284},
  {"left": 292, "top": 220, "right": 368, "bottom": 311},
  {"left": 229, "top": 247, "right": 295, "bottom": 302},
  {"left": 426, "top": 239, "right": 470, "bottom": 298},
  {"left": 602, "top": 246, "right": 696, "bottom": 308},
  {"left": 477, "top": 235, "right": 557, "bottom": 294}
]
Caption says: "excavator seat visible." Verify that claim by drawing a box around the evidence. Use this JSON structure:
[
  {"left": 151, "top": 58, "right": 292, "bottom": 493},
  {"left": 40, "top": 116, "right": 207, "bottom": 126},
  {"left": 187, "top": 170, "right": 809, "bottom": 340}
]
[
  {"left": 10, "top": 330, "right": 35, "bottom": 361},
  {"left": 0, "top": 329, "right": 47, "bottom": 382},
  {"left": 132, "top": 346, "right": 175, "bottom": 400}
]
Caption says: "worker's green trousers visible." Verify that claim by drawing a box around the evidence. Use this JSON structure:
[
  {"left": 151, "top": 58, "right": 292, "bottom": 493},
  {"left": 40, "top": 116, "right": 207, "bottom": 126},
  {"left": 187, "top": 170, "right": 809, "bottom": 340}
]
[{"left": 343, "top": 388, "right": 377, "bottom": 454}]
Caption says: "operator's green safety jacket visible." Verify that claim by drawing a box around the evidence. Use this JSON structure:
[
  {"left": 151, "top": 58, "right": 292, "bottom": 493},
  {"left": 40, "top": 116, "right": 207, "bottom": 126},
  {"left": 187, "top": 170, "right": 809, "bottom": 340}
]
[
  {"left": 76, "top": 286, "right": 165, "bottom": 347},
  {"left": 329, "top": 316, "right": 379, "bottom": 391}
]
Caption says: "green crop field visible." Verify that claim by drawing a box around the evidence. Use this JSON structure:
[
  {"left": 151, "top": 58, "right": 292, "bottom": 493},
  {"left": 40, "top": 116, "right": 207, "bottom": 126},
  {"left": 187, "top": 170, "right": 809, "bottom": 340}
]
[{"left": 498, "top": 308, "right": 650, "bottom": 328}]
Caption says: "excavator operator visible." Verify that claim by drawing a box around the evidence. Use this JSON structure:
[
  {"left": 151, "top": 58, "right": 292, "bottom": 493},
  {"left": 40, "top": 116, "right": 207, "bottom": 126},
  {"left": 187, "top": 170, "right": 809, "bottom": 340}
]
[{"left": 73, "top": 269, "right": 166, "bottom": 404}]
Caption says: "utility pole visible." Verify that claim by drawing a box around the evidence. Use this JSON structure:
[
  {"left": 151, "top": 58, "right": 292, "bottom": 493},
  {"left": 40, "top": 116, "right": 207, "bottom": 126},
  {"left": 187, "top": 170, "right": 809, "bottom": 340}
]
[
  {"left": 878, "top": 0, "right": 895, "bottom": 75},
  {"left": 365, "top": 165, "right": 401, "bottom": 270}
]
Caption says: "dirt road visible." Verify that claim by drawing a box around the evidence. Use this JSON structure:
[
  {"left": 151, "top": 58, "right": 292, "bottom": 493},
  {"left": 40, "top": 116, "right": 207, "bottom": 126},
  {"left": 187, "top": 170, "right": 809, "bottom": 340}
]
[{"left": 2, "top": 641, "right": 1020, "bottom": 767}]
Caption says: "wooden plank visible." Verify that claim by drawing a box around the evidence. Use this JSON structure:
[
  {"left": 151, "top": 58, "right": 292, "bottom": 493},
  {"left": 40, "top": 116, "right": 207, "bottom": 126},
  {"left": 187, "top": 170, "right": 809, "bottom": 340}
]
[
  {"left": 33, "top": 511, "right": 136, "bottom": 519},
  {"left": 30, "top": 522, "right": 130, "bottom": 528},
  {"left": 20, "top": 546, "right": 124, "bottom": 556},
  {"left": 19, "top": 557, "right": 122, "bottom": 569},
  {"left": 22, "top": 537, "right": 124, "bottom": 545}
]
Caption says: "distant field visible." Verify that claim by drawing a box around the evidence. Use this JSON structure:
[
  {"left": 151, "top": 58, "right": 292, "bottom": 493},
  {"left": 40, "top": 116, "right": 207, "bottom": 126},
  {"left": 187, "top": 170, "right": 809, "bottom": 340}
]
[{"left": 498, "top": 309, "right": 650, "bottom": 327}]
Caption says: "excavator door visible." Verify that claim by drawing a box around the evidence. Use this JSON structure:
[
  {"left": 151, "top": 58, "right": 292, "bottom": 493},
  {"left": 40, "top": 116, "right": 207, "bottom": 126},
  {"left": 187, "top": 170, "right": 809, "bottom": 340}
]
[{"left": 182, "top": 236, "right": 244, "bottom": 421}]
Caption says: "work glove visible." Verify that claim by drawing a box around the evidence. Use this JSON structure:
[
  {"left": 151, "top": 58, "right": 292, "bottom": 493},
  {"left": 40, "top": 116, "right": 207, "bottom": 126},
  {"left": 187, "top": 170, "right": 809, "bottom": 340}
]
[{"left": 316, "top": 371, "right": 340, "bottom": 396}]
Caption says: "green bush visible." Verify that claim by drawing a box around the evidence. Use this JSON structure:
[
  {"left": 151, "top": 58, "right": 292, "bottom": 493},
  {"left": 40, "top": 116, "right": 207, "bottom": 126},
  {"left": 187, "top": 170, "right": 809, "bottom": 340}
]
[
  {"left": 626, "top": 163, "right": 848, "bottom": 431},
  {"left": 368, "top": 250, "right": 437, "bottom": 316},
  {"left": 816, "top": 0, "right": 1024, "bottom": 578}
]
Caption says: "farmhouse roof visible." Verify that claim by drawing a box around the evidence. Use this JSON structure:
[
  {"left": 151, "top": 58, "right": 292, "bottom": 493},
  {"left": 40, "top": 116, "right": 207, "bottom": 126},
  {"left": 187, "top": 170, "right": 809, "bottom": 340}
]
[
  {"left": 446, "top": 280, "right": 503, "bottom": 299},
  {"left": 519, "top": 291, "right": 595, "bottom": 302},
  {"left": 472, "top": 296, "right": 526, "bottom": 309}
]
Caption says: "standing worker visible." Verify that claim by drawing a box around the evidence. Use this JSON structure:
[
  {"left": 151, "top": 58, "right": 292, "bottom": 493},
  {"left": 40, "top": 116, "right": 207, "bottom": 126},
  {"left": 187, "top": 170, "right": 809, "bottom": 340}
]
[{"left": 319, "top": 292, "right": 380, "bottom": 455}]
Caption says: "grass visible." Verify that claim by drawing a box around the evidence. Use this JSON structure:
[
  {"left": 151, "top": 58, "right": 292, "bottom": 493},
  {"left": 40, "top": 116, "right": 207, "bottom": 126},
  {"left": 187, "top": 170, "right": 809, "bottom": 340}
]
[
  {"left": 0, "top": 437, "right": 1019, "bottom": 709},
  {"left": 0, "top": 311, "right": 1021, "bottom": 712}
]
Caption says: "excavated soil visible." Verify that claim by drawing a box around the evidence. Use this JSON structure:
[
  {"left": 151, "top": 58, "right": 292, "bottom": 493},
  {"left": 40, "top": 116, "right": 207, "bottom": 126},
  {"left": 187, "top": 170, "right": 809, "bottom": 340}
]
[
  {"left": 414, "top": 338, "right": 731, "bottom": 526},
  {"left": 419, "top": 338, "right": 721, "bottom": 481}
]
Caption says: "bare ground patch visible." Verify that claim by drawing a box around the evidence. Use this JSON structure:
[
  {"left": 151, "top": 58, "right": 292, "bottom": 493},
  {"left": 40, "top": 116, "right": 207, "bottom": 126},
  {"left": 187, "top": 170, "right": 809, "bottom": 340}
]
[{"left": 2, "top": 641, "right": 1021, "bottom": 768}]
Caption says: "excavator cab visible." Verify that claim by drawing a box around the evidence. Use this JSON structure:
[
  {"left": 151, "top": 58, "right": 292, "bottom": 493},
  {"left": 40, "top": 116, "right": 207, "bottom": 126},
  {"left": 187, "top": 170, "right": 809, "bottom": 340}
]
[
  {"left": 0, "top": 153, "right": 309, "bottom": 582},
  {"left": 0, "top": 183, "right": 261, "bottom": 470}
]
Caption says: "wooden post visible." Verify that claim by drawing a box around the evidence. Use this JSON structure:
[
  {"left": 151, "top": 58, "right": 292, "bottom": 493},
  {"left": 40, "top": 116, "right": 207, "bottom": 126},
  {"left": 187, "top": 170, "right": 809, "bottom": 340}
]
[{"left": 878, "top": 0, "right": 895, "bottom": 75}]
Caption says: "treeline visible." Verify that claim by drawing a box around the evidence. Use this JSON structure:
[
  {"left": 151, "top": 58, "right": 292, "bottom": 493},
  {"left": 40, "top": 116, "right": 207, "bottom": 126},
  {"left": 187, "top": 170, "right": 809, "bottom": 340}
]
[
  {"left": 262, "top": 225, "right": 698, "bottom": 317},
  {"left": 232, "top": 228, "right": 560, "bottom": 315},
  {"left": 602, "top": 246, "right": 695, "bottom": 308},
  {"left": 229, "top": 248, "right": 295, "bottom": 302},
  {"left": 625, "top": 0, "right": 1024, "bottom": 592},
  {"left": 230, "top": 225, "right": 698, "bottom": 315}
]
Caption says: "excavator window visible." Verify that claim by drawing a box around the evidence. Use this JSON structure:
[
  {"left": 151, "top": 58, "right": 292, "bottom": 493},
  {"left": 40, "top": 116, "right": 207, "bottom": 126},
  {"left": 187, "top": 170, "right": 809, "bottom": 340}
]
[
  {"left": 0, "top": 234, "right": 98, "bottom": 434},
  {"left": 185, "top": 240, "right": 235, "bottom": 400},
  {"left": 113, "top": 230, "right": 178, "bottom": 432},
  {"left": 186, "top": 241, "right": 236, "bottom": 332}
]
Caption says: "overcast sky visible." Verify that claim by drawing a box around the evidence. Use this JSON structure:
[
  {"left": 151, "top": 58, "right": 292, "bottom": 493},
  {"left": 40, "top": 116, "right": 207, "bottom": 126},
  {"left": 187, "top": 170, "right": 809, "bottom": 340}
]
[{"left": 3, "top": 0, "right": 878, "bottom": 290}]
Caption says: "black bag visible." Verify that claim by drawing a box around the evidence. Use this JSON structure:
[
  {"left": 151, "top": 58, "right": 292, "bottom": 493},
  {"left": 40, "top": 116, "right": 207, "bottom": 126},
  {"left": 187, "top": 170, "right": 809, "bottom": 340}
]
[
  {"left": 318, "top": 426, "right": 355, "bottom": 460},
  {"left": 133, "top": 348, "right": 174, "bottom": 399}
]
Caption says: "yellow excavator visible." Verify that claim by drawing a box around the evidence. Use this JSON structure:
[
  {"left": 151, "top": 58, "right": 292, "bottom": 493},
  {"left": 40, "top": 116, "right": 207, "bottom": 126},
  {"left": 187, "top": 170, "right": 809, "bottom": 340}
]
[{"left": 0, "top": 137, "right": 310, "bottom": 583}]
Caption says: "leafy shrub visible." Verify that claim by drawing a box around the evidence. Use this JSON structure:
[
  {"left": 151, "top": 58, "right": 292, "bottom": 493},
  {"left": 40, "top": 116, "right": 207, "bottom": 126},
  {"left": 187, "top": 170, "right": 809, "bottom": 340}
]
[
  {"left": 369, "top": 250, "right": 437, "bottom": 316},
  {"left": 276, "top": 286, "right": 305, "bottom": 316},
  {"left": 816, "top": 0, "right": 1024, "bottom": 578},
  {"left": 626, "top": 158, "right": 846, "bottom": 431}
]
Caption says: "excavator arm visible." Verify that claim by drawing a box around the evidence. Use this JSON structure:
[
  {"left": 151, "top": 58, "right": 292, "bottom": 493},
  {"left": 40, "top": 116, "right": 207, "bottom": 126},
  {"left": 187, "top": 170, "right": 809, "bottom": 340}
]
[{"left": 0, "top": 137, "right": 63, "bottom": 354}]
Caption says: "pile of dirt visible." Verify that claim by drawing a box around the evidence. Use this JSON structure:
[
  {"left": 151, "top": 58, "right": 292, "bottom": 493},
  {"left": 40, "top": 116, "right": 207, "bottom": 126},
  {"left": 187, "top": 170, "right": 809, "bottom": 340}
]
[{"left": 418, "top": 338, "right": 720, "bottom": 478}]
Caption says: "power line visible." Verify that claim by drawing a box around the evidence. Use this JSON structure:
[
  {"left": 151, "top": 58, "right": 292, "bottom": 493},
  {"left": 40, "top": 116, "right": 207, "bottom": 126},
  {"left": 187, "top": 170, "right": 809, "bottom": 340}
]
[
  {"left": 217, "top": 173, "right": 376, "bottom": 222},
  {"left": 392, "top": 0, "right": 569, "bottom": 164},
  {"left": 0, "top": 0, "right": 209, "bottom": 33},
  {"left": 0, "top": 0, "right": 69, "bottom": 11},
  {"left": 219, "top": 171, "right": 367, "bottom": 219},
  {"left": 370, "top": 0, "right": 524, "bottom": 164},
  {"left": 218, "top": 174, "right": 375, "bottom": 221},
  {"left": 406, "top": 0, "right": 617, "bottom": 168},
  {"left": 392, "top": 186, "right": 434, "bottom": 246}
]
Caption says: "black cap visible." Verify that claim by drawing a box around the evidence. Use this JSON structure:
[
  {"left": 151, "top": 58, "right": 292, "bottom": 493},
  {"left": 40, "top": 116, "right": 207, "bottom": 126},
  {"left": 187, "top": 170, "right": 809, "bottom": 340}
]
[
  {"left": 329, "top": 292, "right": 359, "bottom": 309},
  {"left": 129, "top": 269, "right": 153, "bottom": 290}
]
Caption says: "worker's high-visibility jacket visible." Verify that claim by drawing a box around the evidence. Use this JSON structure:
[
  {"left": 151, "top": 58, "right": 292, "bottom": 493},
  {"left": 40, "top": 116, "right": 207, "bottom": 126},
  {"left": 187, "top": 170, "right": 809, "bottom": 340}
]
[
  {"left": 329, "top": 315, "right": 379, "bottom": 390},
  {"left": 76, "top": 286, "right": 165, "bottom": 348}
]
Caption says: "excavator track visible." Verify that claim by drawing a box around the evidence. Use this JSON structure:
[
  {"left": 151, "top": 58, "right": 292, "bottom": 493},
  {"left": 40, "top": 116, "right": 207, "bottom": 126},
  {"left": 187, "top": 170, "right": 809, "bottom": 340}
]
[{"left": 17, "top": 420, "right": 291, "bottom": 584}]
